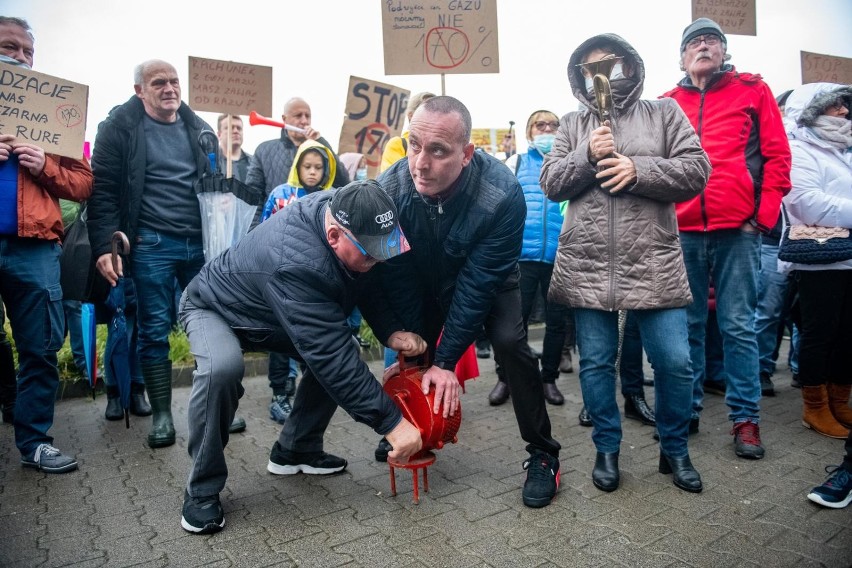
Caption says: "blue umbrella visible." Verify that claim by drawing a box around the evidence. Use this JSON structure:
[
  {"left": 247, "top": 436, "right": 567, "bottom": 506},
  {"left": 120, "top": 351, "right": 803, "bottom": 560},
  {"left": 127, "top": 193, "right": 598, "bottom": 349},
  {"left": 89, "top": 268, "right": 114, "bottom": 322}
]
[
  {"left": 81, "top": 302, "right": 98, "bottom": 399},
  {"left": 104, "top": 231, "right": 132, "bottom": 428}
]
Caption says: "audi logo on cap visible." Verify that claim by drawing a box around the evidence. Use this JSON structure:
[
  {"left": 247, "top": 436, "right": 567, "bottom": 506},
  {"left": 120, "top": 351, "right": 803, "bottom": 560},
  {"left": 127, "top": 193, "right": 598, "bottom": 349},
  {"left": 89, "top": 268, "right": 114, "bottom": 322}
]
[{"left": 375, "top": 211, "right": 394, "bottom": 224}]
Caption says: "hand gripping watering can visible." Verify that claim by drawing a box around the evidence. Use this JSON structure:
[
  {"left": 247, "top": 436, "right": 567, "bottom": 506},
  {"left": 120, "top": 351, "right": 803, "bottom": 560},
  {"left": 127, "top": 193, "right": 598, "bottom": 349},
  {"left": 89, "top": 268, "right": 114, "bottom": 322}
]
[{"left": 382, "top": 355, "right": 461, "bottom": 503}]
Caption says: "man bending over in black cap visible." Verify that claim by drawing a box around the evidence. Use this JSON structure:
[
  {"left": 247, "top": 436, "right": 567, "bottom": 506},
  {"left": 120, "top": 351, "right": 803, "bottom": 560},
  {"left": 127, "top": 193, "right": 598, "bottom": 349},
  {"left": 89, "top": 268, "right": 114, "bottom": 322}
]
[{"left": 178, "top": 180, "right": 439, "bottom": 534}]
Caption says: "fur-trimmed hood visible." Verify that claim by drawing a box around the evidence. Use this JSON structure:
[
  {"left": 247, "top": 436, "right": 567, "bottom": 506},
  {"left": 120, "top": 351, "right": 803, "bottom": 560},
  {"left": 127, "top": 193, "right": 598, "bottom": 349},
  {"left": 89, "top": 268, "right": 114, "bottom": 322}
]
[{"left": 785, "top": 82, "right": 852, "bottom": 127}]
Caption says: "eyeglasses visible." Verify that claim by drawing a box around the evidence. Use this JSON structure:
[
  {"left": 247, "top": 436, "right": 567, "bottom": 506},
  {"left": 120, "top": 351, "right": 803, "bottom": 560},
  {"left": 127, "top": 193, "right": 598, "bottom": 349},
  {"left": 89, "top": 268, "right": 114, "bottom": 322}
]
[
  {"left": 341, "top": 229, "right": 376, "bottom": 261},
  {"left": 534, "top": 121, "right": 559, "bottom": 131},
  {"left": 686, "top": 34, "right": 722, "bottom": 49}
]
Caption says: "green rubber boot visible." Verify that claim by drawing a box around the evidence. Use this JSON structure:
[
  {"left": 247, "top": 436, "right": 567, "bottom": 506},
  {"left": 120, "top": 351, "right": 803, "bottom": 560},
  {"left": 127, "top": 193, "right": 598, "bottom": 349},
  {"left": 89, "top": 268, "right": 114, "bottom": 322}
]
[{"left": 142, "top": 361, "right": 175, "bottom": 448}]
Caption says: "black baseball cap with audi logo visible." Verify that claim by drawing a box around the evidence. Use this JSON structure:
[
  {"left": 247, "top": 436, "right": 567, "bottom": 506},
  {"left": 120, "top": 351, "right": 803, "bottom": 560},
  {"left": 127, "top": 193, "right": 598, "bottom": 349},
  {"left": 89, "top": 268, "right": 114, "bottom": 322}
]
[{"left": 329, "top": 180, "right": 411, "bottom": 261}]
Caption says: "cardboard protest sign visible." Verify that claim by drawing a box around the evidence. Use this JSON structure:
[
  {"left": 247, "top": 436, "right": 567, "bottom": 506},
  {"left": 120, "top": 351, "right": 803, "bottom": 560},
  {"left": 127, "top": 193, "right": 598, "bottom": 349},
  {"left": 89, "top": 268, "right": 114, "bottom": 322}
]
[
  {"left": 188, "top": 56, "right": 272, "bottom": 117},
  {"left": 691, "top": 0, "right": 756, "bottom": 36},
  {"left": 801, "top": 51, "right": 852, "bottom": 85},
  {"left": 471, "top": 127, "right": 511, "bottom": 156},
  {"left": 338, "top": 76, "right": 410, "bottom": 179},
  {"left": 382, "top": 0, "right": 499, "bottom": 75},
  {"left": 0, "top": 65, "right": 88, "bottom": 159}
]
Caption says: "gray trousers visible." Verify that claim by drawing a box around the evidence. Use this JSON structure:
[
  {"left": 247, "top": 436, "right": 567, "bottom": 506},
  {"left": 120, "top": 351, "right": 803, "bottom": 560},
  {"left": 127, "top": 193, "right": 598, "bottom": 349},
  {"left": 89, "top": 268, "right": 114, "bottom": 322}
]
[{"left": 180, "top": 295, "right": 339, "bottom": 498}]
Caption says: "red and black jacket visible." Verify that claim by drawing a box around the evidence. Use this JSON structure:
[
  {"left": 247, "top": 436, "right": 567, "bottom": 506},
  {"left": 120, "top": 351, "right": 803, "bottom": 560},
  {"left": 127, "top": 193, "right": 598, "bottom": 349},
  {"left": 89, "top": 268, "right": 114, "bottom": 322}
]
[{"left": 662, "top": 66, "right": 791, "bottom": 233}]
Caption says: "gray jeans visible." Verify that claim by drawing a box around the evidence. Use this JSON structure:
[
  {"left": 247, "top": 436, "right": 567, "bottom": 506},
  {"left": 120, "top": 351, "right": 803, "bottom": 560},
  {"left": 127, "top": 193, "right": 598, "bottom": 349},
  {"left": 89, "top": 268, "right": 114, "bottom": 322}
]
[{"left": 180, "top": 294, "right": 339, "bottom": 498}]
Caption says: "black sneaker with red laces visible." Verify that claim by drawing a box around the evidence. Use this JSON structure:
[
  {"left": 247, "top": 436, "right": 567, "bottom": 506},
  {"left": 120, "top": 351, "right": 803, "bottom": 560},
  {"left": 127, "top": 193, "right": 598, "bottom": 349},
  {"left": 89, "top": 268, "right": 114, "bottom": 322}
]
[{"left": 732, "top": 421, "right": 765, "bottom": 459}]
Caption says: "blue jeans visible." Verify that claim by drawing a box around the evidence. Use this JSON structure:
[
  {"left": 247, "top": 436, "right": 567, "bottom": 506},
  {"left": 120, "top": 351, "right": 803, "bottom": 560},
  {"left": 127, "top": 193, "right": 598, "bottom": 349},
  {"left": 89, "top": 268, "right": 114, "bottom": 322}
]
[
  {"left": 575, "top": 307, "right": 693, "bottom": 457},
  {"left": 755, "top": 241, "right": 791, "bottom": 376},
  {"left": 0, "top": 236, "right": 64, "bottom": 455},
  {"left": 63, "top": 300, "right": 88, "bottom": 375},
  {"left": 348, "top": 307, "right": 362, "bottom": 334},
  {"left": 268, "top": 352, "right": 299, "bottom": 396},
  {"left": 130, "top": 228, "right": 205, "bottom": 364},
  {"left": 680, "top": 229, "right": 761, "bottom": 423},
  {"left": 384, "top": 347, "right": 397, "bottom": 369}
]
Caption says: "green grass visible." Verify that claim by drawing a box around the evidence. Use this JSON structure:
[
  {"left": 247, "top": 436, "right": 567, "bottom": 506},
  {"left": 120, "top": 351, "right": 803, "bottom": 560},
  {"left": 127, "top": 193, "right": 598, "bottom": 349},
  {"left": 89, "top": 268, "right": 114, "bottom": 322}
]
[{"left": 3, "top": 319, "right": 195, "bottom": 383}]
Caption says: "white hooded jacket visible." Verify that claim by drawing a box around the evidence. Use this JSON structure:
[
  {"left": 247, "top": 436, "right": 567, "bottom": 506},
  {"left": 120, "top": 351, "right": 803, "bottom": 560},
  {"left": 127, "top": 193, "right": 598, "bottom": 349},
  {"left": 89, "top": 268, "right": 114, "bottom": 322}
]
[{"left": 780, "top": 82, "right": 852, "bottom": 273}]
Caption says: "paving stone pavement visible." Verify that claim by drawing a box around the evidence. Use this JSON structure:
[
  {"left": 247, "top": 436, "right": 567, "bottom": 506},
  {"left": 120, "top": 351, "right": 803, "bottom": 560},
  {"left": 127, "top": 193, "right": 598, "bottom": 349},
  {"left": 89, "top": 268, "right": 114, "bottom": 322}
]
[{"left": 1, "top": 340, "right": 851, "bottom": 567}]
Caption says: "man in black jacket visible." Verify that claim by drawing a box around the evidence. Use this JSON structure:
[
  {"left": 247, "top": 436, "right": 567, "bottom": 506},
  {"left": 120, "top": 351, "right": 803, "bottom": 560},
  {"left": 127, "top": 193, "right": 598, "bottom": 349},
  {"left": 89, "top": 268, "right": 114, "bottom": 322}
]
[
  {"left": 374, "top": 96, "right": 562, "bottom": 508},
  {"left": 90, "top": 59, "right": 214, "bottom": 450},
  {"left": 245, "top": 97, "right": 351, "bottom": 424},
  {"left": 178, "top": 181, "right": 437, "bottom": 534}
]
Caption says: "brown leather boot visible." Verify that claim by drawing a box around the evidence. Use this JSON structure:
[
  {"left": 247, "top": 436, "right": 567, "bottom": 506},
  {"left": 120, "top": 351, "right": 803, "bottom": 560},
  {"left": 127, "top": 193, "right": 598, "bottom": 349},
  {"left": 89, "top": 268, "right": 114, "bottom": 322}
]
[
  {"left": 802, "top": 385, "right": 850, "bottom": 439},
  {"left": 826, "top": 383, "right": 852, "bottom": 428}
]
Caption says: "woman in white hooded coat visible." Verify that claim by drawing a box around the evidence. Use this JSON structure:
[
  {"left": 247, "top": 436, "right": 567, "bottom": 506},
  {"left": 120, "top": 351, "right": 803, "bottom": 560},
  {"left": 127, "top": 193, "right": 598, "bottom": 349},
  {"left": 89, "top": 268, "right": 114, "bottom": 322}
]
[{"left": 781, "top": 82, "right": 852, "bottom": 440}]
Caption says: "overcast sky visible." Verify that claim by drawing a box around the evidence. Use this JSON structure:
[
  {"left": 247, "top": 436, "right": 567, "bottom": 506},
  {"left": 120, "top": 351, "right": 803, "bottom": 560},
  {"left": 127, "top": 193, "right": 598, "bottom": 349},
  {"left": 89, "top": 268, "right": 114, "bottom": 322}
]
[{"left": 5, "top": 0, "right": 851, "bottom": 154}]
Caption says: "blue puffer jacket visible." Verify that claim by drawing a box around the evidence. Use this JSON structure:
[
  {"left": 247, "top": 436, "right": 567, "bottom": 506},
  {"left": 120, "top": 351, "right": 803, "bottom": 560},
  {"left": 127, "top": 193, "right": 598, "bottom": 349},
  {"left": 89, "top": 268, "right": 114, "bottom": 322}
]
[{"left": 517, "top": 149, "right": 563, "bottom": 264}]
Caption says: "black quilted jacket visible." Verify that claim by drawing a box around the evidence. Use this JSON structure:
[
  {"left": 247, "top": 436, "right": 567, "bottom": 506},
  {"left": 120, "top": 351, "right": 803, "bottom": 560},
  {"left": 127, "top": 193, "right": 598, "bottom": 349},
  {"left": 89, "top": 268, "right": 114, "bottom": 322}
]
[{"left": 184, "top": 190, "right": 403, "bottom": 435}]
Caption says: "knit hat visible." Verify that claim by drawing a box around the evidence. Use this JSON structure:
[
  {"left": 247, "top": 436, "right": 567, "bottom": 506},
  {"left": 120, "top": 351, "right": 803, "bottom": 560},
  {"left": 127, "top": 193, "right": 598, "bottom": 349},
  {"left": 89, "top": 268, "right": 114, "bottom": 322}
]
[
  {"left": 680, "top": 18, "right": 726, "bottom": 52},
  {"left": 329, "top": 180, "right": 410, "bottom": 261}
]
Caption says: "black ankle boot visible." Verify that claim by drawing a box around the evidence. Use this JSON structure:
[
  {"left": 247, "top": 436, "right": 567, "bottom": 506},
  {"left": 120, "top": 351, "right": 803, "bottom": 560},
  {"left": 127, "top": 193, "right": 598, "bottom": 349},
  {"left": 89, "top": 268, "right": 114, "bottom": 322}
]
[
  {"left": 488, "top": 381, "right": 510, "bottom": 405},
  {"left": 592, "top": 451, "right": 619, "bottom": 492},
  {"left": 624, "top": 394, "right": 656, "bottom": 426},
  {"left": 543, "top": 382, "right": 564, "bottom": 405},
  {"left": 130, "top": 382, "right": 152, "bottom": 416},
  {"left": 142, "top": 361, "right": 175, "bottom": 448},
  {"left": 659, "top": 453, "right": 703, "bottom": 493},
  {"left": 105, "top": 386, "right": 124, "bottom": 421}
]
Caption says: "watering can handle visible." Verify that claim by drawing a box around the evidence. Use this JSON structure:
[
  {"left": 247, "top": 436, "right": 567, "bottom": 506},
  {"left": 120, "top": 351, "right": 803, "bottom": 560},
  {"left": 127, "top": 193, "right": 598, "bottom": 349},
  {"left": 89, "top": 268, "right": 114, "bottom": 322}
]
[
  {"left": 397, "top": 351, "right": 431, "bottom": 372},
  {"left": 111, "top": 231, "right": 130, "bottom": 274}
]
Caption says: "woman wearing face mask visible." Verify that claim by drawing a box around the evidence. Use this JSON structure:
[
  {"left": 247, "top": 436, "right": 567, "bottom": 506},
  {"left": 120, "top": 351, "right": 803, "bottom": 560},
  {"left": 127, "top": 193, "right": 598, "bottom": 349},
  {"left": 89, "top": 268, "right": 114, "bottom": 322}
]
[
  {"left": 340, "top": 152, "right": 368, "bottom": 182},
  {"left": 540, "top": 34, "right": 711, "bottom": 494},
  {"left": 489, "top": 111, "right": 570, "bottom": 407}
]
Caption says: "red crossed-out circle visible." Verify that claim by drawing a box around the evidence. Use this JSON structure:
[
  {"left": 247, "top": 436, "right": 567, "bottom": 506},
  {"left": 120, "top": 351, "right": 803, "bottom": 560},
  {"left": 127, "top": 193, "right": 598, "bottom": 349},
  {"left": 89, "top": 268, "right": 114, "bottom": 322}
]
[{"left": 425, "top": 27, "right": 470, "bottom": 70}]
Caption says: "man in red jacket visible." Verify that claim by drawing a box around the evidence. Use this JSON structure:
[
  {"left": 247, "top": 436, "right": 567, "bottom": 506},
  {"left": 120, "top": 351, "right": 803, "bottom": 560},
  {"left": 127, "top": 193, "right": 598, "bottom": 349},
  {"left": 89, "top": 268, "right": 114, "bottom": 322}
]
[
  {"left": 0, "top": 17, "right": 93, "bottom": 473},
  {"left": 662, "top": 18, "right": 791, "bottom": 460}
]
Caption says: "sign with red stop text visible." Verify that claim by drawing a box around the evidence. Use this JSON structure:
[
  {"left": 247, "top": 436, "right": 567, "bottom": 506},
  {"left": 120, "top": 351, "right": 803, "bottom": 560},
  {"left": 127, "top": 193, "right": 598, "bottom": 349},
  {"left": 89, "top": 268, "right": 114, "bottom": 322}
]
[{"left": 338, "top": 76, "right": 410, "bottom": 179}]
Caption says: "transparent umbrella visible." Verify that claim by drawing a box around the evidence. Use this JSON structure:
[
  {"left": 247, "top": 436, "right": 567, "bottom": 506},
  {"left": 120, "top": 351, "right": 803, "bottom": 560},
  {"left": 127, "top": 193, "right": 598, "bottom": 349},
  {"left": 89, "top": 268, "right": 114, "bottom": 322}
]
[{"left": 194, "top": 131, "right": 264, "bottom": 262}]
